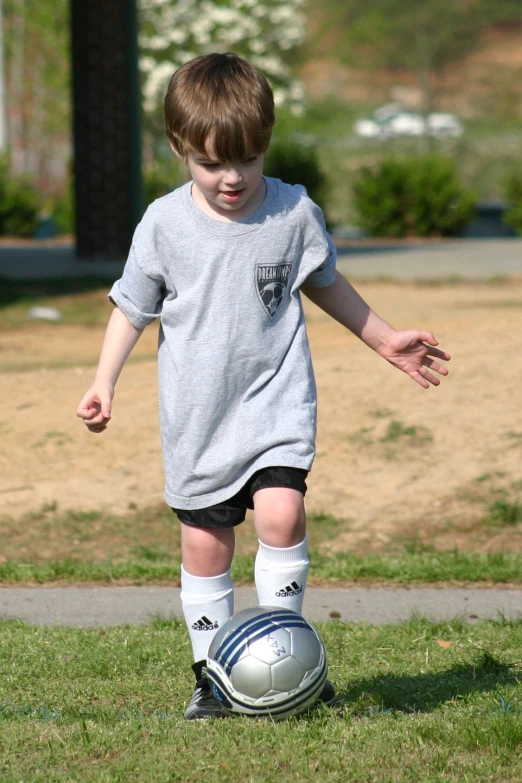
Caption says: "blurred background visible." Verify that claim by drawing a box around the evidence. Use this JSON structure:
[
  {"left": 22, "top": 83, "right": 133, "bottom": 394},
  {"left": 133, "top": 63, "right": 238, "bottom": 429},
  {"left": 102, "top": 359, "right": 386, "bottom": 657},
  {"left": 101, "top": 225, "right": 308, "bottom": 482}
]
[{"left": 1, "top": 0, "right": 522, "bottom": 248}]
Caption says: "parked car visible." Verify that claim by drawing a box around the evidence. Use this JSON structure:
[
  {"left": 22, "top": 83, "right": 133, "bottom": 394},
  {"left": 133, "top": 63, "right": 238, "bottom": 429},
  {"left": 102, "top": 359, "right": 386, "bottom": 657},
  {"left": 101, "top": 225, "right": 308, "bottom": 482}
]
[
  {"left": 354, "top": 104, "right": 463, "bottom": 140},
  {"left": 425, "top": 113, "right": 463, "bottom": 139}
]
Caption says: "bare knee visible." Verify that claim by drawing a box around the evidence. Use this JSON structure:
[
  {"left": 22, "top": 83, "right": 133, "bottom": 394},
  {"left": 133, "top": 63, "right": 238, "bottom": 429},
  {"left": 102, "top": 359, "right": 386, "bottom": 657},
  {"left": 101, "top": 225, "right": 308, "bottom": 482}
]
[
  {"left": 253, "top": 487, "right": 306, "bottom": 548},
  {"left": 181, "top": 525, "right": 235, "bottom": 576}
]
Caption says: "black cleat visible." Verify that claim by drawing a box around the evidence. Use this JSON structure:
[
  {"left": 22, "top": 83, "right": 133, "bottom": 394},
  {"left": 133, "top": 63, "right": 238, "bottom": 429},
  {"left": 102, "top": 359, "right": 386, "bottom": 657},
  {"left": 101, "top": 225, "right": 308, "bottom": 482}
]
[
  {"left": 184, "top": 660, "right": 233, "bottom": 721},
  {"left": 317, "top": 678, "right": 336, "bottom": 705}
]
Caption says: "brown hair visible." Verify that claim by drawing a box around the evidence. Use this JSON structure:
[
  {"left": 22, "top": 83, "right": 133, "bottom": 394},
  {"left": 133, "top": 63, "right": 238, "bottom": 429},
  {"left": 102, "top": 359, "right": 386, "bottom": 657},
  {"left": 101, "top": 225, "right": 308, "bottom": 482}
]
[{"left": 164, "top": 53, "right": 275, "bottom": 162}]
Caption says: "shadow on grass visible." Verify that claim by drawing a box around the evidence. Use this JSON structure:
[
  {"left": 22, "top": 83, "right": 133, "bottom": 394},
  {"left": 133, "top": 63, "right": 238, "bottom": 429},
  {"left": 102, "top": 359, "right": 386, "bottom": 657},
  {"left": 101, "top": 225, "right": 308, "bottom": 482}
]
[{"left": 334, "top": 651, "right": 518, "bottom": 715}]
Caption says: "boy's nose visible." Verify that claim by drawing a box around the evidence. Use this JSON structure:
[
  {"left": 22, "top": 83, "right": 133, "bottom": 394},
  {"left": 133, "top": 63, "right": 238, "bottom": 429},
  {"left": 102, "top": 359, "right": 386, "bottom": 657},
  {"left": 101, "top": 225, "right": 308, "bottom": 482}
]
[{"left": 223, "top": 167, "right": 242, "bottom": 184}]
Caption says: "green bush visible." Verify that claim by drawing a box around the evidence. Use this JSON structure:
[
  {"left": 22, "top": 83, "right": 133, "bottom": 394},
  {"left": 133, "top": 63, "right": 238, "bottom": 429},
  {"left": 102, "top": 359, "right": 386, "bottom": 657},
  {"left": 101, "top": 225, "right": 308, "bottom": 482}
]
[
  {"left": 352, "top": 155, "right": 476, "bottom": 238},
  {"left": 502, "top": 170, "right": 522, "bottom": 235},
  {"left": 51, "top": 187, "right": 75, "bottom": 235},
  {"left": 0, "top": 159, "right": 41, "bottom": 237},
  {"left": 143, "top": 160, "right": 185, "bottom": 209},
  {"left": 264, "top": 140, "right": 327, "bottom": 217}
]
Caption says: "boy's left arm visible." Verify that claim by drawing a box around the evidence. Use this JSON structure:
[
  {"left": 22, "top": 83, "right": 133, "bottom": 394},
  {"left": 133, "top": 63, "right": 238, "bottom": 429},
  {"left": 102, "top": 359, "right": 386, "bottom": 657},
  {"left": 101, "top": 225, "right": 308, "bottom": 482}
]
[{"left": 301, "top": 271, "right": 450, "bottom": 389}]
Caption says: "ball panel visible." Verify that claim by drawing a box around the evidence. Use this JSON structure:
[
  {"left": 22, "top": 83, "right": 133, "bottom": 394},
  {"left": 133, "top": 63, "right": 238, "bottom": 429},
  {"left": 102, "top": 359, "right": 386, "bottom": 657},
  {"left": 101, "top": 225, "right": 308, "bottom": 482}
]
[
  {"left": 270, "top": 656, "right": 306, "bottom": 692},
  {"left": 209, "top": 608, "right": 300, "bottom": 671},
  {"left": 230, "top": 657, "right": 272, "bottom": 699},
  {"left": 248, "top": 627, "right": 292, "bottom": 664},
  {"left": 290, "top": 627, "right": 323, "bottom": 669}
]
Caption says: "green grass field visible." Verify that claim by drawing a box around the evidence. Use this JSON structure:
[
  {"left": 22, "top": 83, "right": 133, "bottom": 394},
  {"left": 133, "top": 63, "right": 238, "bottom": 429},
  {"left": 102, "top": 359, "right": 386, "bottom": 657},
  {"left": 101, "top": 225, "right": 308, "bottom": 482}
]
[
  {"left": 1, "top": 617, "right": 522, "bottom": 782},
  {"left": 2, "top": 505, "right": 522, "bottom": 586}
]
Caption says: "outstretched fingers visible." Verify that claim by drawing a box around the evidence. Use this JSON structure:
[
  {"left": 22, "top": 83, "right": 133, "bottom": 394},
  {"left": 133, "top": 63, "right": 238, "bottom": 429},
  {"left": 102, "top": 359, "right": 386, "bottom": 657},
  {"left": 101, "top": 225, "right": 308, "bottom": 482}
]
[
  {"left": 411, "top": 366, "right": 442, "bottom": 388},
  {"left": 424, "top": 344, "right": 451, "bottom": 362},
  {"left": 422, "top": 356, "right": 449, "bottom": 377}
]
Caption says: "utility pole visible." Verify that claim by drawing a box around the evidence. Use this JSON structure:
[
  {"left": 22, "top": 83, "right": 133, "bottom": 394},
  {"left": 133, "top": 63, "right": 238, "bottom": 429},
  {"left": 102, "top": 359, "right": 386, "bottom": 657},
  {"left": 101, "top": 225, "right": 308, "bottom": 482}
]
[{"left": 0, "top": 0, "right": 8, "bottom": 152}]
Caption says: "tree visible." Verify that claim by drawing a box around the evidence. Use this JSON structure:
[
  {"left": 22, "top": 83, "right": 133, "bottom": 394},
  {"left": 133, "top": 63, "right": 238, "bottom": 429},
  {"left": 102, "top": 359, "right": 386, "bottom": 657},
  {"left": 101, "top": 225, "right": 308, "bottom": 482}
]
[
  {"left": 3, "top": 0, "right": 70, "bottom": 189},
  {"left": 307, "top": 0, "right": 522, "bottom": 113},
  {"left": 139, "top": 0, "right": 307, "bottom": 115}
]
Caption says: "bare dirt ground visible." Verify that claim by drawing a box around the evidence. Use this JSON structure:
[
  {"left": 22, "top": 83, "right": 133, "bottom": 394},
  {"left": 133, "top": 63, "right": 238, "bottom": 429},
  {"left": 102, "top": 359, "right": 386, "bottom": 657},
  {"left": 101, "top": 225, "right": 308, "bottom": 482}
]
[{"left": 1, "top": 280, "right": 521, "bottom": 555}]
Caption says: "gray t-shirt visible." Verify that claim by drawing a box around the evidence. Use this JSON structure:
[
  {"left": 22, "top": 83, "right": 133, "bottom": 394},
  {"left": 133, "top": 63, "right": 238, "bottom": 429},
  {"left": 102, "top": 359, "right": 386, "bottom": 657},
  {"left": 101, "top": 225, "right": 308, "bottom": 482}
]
[{"left": 109, "top": 176, "right": 336, "bottom": 509}]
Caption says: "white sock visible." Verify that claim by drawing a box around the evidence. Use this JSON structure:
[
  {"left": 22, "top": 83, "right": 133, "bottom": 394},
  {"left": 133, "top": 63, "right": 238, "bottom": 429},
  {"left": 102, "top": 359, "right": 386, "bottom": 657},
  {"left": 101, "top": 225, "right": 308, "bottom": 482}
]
[
  {"left": 180, "top": 566, "right": 234, "bottom": 663},
  {"left": 254, "top": 536, "right": 309, "bottom": 615}
]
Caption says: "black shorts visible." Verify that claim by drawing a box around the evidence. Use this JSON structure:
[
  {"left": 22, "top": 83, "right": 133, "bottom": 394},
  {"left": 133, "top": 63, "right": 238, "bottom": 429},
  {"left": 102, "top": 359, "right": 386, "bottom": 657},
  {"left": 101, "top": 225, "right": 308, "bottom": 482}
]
[{"left": 171, "top": 466, "right": 308, "bottom": 530}]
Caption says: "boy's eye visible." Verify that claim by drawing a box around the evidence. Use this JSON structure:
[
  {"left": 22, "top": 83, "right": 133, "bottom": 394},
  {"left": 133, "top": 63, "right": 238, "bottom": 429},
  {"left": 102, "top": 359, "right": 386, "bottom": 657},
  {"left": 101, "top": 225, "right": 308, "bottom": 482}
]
[{"left": 197, "top": 156, "right": 258, "bottom": 168}]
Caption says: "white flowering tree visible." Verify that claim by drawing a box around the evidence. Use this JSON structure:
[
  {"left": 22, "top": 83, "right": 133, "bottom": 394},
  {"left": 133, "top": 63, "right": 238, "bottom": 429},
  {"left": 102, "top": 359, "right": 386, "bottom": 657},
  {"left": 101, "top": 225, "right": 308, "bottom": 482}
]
[{"left": 139, "top": 0, "right": 307, "bottom": 116}]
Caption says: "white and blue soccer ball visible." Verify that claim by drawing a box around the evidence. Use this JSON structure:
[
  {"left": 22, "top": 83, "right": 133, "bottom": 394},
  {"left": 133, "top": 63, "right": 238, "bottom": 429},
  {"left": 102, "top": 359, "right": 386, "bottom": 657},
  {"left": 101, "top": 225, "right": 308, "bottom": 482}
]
[{"left": 206, "top": 606, "right": 327, "bottom": 719}]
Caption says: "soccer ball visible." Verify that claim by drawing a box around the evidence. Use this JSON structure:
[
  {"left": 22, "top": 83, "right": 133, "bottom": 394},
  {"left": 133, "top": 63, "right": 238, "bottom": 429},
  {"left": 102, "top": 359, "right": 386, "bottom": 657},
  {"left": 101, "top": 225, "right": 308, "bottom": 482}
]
[{"left": 206, "top": 606, "right": 327, "bottom": 719}]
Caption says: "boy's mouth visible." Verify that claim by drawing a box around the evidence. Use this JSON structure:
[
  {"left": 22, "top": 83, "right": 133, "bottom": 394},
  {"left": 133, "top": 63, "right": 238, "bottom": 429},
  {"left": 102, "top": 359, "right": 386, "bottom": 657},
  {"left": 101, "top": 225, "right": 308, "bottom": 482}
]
[{"left": 221, "top": 189, "right": 244, "bottom": 202}]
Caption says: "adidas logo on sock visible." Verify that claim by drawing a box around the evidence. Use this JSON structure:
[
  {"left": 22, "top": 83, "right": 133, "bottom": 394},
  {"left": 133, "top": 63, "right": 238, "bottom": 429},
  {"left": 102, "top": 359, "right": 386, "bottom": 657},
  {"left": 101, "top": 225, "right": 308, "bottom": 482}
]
[
  {"left": 191, "top": 616, "right": 219, "bottom": 631},
  {"left": 275, "top": 581, "right": 303, "bottom": 598}
]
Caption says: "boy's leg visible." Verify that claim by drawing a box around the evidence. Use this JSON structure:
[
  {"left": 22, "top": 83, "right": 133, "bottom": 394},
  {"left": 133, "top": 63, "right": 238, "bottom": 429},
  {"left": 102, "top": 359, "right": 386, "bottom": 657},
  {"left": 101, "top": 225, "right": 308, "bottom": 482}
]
[
  {"left": 253, "top": 485, "right": 309, "bottom": 615},
  {"left": 178, "top": 523, "right": 236, "bottom": 720},
  {"left": 180, "top": 524, "right": 235, "bottom": 663},
  {"left": 174, "top": 499, "right": 246, "bottom": 720},
  {"left": 253, "top": 476, "right": 335, "bottom": 705}
]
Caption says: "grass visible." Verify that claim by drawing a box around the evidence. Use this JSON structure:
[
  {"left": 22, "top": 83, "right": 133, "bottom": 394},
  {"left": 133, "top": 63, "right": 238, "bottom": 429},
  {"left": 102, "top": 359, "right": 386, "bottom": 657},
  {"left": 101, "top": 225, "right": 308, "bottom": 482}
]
[
  {"left": 0, "top": 277, "right": 113, "bottom": 331},
  {"left": 1, "top": 616, "right": 522, "bottom": 781},
  {"left": 459, "top": 477, "right": 522, "bottom": 532},
  {"left": 1, "top": 503, "right": 522, "bottom": 585},
  {"left": 347, "top": 418, "right": 434, "bottom": 461},
  {"left": 3, "top": 551, "right": 522, "bottom": 585},
  {"left": 486, "top": 499, "right": 522, "bottom": 528},
  {"left": 381, "top": 420, "right": 433, "bottom": 446}
]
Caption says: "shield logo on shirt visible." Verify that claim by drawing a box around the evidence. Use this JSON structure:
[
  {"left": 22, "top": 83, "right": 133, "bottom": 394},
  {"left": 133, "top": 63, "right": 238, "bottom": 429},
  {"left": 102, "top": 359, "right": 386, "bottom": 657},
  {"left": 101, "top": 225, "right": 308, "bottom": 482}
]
[{"left": 255, "top": 263, "right": 292, "bottom": 321}]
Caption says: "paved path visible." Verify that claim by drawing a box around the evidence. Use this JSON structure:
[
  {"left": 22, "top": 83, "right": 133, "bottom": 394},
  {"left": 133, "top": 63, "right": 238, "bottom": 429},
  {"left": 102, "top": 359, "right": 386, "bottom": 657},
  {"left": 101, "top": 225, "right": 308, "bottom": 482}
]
[
  {"left": 1, "top": 586, "right": 522, "bottom": 627},
  {"left": 0, "top": 239, "right": 520, "bottom": 281},
  {"left": 335, "top": 238, "right": 522, "bottom": 280}
]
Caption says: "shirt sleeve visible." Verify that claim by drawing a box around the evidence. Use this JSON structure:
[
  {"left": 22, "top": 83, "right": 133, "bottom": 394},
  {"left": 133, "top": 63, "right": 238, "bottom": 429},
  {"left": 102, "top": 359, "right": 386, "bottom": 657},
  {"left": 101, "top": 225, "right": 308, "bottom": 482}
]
[
  {"left": 304, "top": 232, "right": 337, "bottom": 288},
  {"left": 108, "top": 244, "right": 165, "bottom": 329},
  {"left": 295, "top": 192, "right": 337, "bottom": 289}
]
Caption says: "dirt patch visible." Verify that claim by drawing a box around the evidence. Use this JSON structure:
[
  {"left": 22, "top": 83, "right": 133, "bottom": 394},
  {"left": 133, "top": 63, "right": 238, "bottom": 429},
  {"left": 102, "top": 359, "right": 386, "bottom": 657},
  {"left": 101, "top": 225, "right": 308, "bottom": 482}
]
[{"left": 1, "top": 280, "right": 521, "bottom": 554}]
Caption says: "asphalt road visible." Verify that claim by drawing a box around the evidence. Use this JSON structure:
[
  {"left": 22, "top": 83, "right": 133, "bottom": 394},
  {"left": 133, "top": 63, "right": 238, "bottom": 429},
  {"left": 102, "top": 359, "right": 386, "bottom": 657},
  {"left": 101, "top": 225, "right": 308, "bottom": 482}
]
[
  {"left": 335, "top": 237, "right": 522, "bottom": 280},
  {"left": 1, "top": 586, "right": 522, "bottom": 627}
]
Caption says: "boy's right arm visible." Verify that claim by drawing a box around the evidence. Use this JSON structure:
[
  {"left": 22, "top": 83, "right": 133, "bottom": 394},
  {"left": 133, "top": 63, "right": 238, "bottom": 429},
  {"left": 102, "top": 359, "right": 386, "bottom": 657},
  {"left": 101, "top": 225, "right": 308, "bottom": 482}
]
[{"left": 76, "top": 307, "right": 144, "bottom": 433}]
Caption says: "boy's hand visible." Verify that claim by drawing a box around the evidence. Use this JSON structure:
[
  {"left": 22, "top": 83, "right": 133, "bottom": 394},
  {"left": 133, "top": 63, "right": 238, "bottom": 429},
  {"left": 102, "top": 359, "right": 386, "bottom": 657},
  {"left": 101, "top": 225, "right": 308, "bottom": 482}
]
[
  {"left": 76, "top": 383, "right": 114, "bottom": 433},
  {"left": 377, "top": 330, "right": 450, "bottom": 389}
]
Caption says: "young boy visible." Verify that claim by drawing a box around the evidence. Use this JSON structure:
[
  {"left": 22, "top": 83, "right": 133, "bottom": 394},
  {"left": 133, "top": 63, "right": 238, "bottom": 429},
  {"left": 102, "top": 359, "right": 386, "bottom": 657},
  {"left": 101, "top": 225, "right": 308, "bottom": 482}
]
[{"left": 77, "top": 53, "right": 450, "bottom": 720}]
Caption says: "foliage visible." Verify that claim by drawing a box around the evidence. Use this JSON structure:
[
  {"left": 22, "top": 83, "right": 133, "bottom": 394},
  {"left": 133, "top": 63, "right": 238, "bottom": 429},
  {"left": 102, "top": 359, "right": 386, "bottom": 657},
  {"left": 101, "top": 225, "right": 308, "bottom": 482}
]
[
  {"left": 50, "top": 175, "right": 75, "bottom": 235},
  {"left": 352, "top": 155, "right": 476, "bottom": 238},
  {"left": 308, "top": 0, "right": 522, "bottom": 72},
  {"left": 264, "top": 140, "right": 327, "bottom": 214},
  {"left": 139, "top": 0, "right": 307, "bottom": 114},
  {"left": 3, "top": 0, "right": 71, "bottom": 192},
  {"left": 502, "top": 170, "right": 522, "bottom": 236},
  {"left": 305, "top": 0, "right": 522, "bottom": 120},
  {"left": 0, "top": 159, "right": 41, "bottom": 237},
  {"left": 143, "top": 159, "right": 187, "bottom": 208}
]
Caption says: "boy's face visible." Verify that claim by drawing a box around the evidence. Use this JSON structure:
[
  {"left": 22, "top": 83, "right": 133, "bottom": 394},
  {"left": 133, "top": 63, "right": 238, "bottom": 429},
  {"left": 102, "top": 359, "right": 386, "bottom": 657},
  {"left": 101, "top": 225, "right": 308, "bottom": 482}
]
[{"left": 178, "top": 145, "right": 265, "bottom": 220}]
